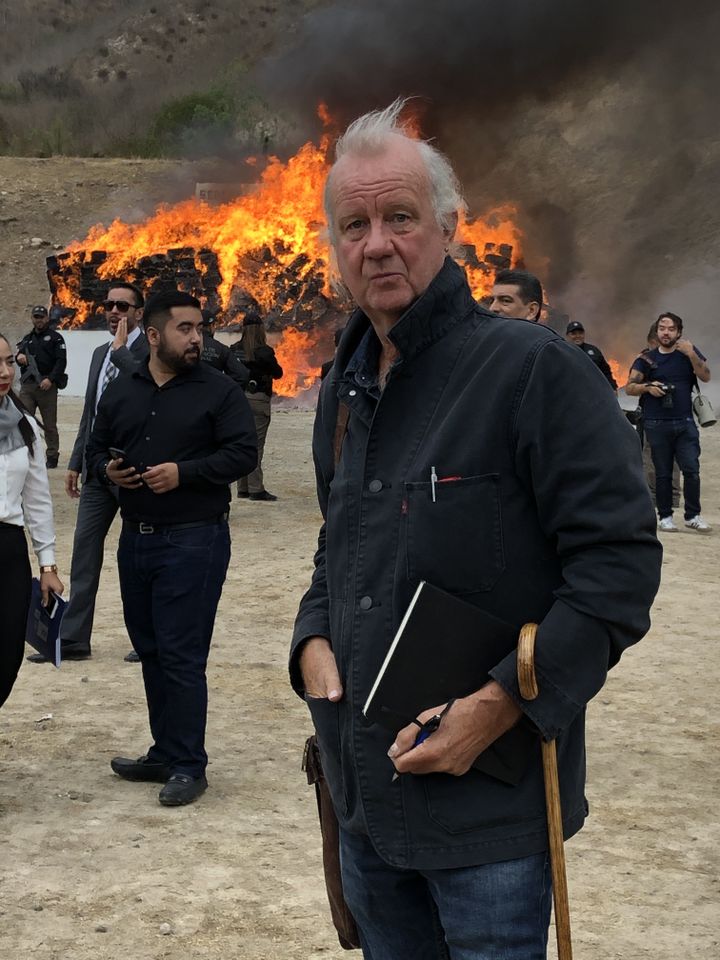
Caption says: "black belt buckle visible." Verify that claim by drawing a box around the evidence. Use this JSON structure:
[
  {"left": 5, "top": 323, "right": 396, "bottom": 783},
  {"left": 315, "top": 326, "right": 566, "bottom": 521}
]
[{"left": 138, "top": 522, "right": 154, "bottom": 534}]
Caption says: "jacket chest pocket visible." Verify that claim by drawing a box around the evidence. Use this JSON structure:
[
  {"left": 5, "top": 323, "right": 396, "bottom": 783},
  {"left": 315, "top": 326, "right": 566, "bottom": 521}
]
[{"left": 404, "top": 474, "right": 505, "bottom": 595}]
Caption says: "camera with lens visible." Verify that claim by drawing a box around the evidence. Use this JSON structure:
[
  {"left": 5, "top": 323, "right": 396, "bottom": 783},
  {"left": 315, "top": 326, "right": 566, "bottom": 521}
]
[{"left": 658, "top": 382, "right": 676, "bottom": 408}]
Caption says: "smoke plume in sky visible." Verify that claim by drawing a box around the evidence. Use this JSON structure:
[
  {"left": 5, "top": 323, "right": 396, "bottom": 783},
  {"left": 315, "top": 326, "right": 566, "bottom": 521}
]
[{"left": 258, "top": 0, "right": 720, "bottom": 368}]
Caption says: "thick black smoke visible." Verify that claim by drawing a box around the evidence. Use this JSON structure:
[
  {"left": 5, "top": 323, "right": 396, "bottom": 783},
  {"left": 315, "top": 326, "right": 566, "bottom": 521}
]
[
  {"left": 259, "top": 0, "right": 710, "bottom": 128},
  {"left": 257, "top": 0, "right": 720, "bottom": 372}
]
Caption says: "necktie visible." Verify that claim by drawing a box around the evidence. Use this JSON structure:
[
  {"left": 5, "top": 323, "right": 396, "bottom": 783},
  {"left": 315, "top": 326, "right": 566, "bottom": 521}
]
[{"left": 100, "top": 346, "right": 119, "bottom": 395}]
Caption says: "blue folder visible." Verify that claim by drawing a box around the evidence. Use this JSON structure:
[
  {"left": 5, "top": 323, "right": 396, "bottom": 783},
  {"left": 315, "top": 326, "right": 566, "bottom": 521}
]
[{"left": 25, "top": 577, "right": 67, "bottom": 668}]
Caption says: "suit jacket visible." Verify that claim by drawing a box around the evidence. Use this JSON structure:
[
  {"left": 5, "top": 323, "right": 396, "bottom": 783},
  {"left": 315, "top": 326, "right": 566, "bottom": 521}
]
[{"left": 68, "top": 334, "right": 149, "bottom": 477}]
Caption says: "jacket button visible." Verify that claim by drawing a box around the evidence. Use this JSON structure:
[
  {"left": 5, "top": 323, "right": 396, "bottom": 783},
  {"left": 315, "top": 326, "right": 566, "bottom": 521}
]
[
  {"left": 368, "top": 479, "right": 383, "bottom": 493},
  {"left": 359, "top": 596, "right": 373, "bottom": 611}
]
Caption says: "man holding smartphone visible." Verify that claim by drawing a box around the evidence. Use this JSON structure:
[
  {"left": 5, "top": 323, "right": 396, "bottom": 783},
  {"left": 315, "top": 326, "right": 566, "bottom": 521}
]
[{"left": 86, "top": 289, "right": 256, "bottom": 806}]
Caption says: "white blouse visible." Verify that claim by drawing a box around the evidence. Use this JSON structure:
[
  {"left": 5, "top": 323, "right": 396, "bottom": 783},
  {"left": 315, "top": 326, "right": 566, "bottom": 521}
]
[{"left": 0, "top": 417, "right": 56, "bottom": 565}]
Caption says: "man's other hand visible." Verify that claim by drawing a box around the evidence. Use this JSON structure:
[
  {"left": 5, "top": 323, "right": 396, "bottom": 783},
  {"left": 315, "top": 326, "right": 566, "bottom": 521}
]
[
  {"left": 39, "top": 378, "right": 52, "bottom": 391},
  {"left": 300, "top": 636, "right": 343, "bottom": 701},
  {"left": 65, "top": 470, "right": 80, "bottom": 499},
  {"left": 142, "top": 463, "right": 179, "bottom": 494},
  {"left": 675, "top": 337, "right": 695, "bottom": 357},
  {"left": 388, "top": 681, "right": 522, "bottom": 777},
  {"left": 16, "top": 352, "right": 27, "bottom": 365}
]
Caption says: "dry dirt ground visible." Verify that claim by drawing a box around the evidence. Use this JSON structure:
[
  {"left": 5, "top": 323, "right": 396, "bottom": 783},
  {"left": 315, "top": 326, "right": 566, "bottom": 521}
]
[{"left": 1, "top": 398, "right": 718, "bottom": 960}]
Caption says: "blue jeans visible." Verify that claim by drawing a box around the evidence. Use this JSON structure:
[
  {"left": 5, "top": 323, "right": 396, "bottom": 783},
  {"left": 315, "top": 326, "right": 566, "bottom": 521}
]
[
  {"left": 117, "top": 521, "right": 231, "bottom": 777},
  {"left": 339, "top": 829, "right": 552, "bottom": 960},
  {"left": 644, "top": 418, "right": 701, "bottom": 519}
]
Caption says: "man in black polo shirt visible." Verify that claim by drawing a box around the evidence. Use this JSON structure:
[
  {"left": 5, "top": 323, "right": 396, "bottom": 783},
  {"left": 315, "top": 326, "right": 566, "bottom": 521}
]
[
  {"left": 626, "top": 311, "right": 712, "bottom": 533},
  {"left": 87, "top": 290, "right": 257, "bottom": 805}
]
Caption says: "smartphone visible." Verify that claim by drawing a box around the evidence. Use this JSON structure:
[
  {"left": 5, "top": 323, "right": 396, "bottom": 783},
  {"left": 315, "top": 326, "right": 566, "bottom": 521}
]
[
  {"left": 44, "top": 591, "right": 60, "bottom": 619},
  {"left": 108, "top": 447, "right": 126, "bottom": 461}
]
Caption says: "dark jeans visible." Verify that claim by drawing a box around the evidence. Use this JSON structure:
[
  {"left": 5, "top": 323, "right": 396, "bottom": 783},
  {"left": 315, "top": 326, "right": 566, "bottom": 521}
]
[
  {"left": 117, "top": 520, "right": 231, "bottom": 777},
  {"left": 0, "top": 524, "right": 32, "bottom": 709},
  {"left": 644, "top": 417, "right": 701, "bottom": 520},
  {"left": 60, "top": 479, "right": 120, "bottom": 654},
  {"left": 340, "top": 829, "right": 552, "bottom": 960}
]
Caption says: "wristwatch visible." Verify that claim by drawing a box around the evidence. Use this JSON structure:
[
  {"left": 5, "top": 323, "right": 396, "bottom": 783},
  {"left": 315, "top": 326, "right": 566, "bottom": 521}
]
[{"left": 40, "top": 564, "right": 58, "bottom": 574}]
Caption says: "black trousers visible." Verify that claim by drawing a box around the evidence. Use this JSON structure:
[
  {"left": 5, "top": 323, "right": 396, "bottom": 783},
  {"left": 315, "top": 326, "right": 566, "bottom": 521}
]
[
  {"left": 0, "top": 524, "right": 32, "bottom": 709},
  {"left": 117, "top": 521, "right": 231, "bottom": 777},
  {"left": 59, "top": 479, "right": 120, "bottom": 654}
]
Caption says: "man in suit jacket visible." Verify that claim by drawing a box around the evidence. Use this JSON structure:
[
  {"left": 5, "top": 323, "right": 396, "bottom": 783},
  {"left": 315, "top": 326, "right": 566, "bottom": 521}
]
[{"left": 28, "top": 282, "right": 149, "bottom": 663}]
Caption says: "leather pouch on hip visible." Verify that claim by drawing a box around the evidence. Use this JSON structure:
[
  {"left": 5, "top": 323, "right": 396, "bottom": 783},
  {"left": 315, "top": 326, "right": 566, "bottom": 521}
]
[{"left": 302, "top": 734, "right": 360, "bottom": 950}]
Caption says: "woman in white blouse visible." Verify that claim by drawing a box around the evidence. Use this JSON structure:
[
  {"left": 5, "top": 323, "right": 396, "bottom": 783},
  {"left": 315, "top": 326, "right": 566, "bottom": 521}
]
[{"left": 0, "top": 333, "right": 63, "bottom": 708}]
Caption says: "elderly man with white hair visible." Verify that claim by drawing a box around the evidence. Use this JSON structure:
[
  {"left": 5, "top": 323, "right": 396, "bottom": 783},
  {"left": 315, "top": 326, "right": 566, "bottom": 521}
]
[{"left": 290, "top": 100, "right": 661, "bottom": 959}]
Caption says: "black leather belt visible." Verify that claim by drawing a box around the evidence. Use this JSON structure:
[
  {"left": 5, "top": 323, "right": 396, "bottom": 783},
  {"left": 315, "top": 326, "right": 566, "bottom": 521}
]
[{"left": 123, "top": 514, "right": 228, "bottom": 535}]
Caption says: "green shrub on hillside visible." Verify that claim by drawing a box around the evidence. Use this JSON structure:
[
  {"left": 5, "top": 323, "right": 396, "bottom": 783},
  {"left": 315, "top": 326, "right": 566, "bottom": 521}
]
[{"left": 140, "top": 88, "right": 236, "bottom": 156}]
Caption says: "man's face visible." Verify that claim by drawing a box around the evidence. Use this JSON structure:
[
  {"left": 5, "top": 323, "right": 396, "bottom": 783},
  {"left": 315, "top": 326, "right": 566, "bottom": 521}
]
[
  {"left": 566, "top": 330, "right": 585, "bottom": 345},
  {"left": 31, "top": 312, "right": 49, "bottom": 333},
  {"left": 489, "top": 285, "right": 539, "bottom": 321},
  {"left": 328, "top": 138, "right": 454, "bottom": 328},
  {"left": 152, "top": 306, "right": 203, "bottom": 373},
  {"left": 104, "top": 287, "right": 142, "bottom": 335},
  {"left": 656, "top": 317, "right": 680, "bottom": 349}
]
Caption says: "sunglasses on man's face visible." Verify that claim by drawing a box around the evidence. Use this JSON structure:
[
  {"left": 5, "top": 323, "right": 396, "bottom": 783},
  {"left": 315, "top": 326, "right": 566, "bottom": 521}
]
[{"left": 102, "top": 300, "right": 135, "bottom": 314}]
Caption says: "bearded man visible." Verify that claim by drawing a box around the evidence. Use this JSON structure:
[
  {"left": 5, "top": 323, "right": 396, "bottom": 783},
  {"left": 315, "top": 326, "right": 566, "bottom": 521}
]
[
  {"left": 291, "top": 101, "right": 662, "bottom": 959},
  {"left": 626, "top": 311, "right": 712, "bottom": 532},
  {"left": 87, "top": 289, "right": 257, "bottom": 806}
]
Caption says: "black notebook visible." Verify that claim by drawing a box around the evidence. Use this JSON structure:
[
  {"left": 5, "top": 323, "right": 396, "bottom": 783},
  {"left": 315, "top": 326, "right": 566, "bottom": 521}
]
[
  {"left": 362, "top": 581, "right": 536, "bottom": 785},
  {"left": 25, "top": 578, "right": 66, "bottom": 668}
]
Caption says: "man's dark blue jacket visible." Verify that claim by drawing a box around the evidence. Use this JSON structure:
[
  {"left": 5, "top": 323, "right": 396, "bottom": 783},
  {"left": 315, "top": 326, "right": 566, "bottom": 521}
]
[{"left": 291, "top": 258, "right": 662, "bottom": 870}]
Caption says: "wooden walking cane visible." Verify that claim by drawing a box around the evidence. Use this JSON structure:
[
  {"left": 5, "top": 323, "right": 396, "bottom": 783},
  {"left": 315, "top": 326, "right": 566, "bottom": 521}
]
[{"left": 517, "top": 623, "right": 573, "bottom": 960}]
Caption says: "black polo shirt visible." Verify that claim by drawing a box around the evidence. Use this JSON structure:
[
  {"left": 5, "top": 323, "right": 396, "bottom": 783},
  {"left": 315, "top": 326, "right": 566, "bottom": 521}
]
[{"left": 86, "top": 360, "right": 257, "bottom": 524}]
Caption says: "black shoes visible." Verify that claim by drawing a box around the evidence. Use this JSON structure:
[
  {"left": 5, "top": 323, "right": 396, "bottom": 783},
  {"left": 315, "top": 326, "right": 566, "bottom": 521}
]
[
  {"left": 27, "top": 649, "right": 91, "bottom": 663},
  {"left": 46, "top": 457, "right": 58, "bottom": 469},
  {"left": 236, "top": 490, "right": 250, "bottom": 498},
  {"left": 249, "top": 490, "right": 277, "bottom": 501},
  {"left": 111, "top": 754, "right": 170, "bottom": 783},
  {"left": 159, "top": 774, "right": 208, "bottom": 806},
  {"left": 123, "top": 650, "right": 141, "bottom": 662}
]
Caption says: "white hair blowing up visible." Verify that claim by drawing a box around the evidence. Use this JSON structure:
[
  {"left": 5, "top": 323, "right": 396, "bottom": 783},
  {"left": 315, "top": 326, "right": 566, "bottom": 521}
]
[{"left": 324, "top": 98, "right": 467, "bottom": 242}]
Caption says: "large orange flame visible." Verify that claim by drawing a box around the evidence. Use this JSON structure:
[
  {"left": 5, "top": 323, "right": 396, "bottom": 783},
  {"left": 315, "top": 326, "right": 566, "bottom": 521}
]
[{"left": 52, "top": 109, "right": 524, "bottom": 393}]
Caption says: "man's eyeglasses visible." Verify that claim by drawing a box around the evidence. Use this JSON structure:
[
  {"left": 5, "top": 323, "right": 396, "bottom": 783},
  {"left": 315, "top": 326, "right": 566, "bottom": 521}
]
[{"left": 102, "top": 300, "right": 135, "bottom": 313}]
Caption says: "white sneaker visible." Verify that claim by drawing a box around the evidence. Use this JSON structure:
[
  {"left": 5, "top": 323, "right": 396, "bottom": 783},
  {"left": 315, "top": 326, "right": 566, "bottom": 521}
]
[
  {"left": 684, "top": 515, "right": 712, "bottom": 531},
  {"left": 658, "top": 517, "right": 678, "bottom": 532}
]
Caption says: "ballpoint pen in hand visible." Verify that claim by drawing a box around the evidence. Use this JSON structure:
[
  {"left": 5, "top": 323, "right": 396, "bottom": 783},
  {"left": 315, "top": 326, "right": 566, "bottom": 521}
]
[{"left": 390, "top": 704, "right": 453, "bottom": 783}]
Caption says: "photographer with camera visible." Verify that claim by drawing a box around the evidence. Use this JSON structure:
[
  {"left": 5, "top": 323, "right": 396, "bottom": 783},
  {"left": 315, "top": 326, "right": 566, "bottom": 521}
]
[{"left": 626, "top": 312, "right": 711, "bottom": 532}]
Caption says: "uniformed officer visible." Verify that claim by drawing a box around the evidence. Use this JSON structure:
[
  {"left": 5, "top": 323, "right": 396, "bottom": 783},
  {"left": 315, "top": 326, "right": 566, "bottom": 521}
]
[
  {"left": 16, "top": 305, "right": 67, "bottom": 467},
  {"left": 565, "top": 320, "right": 618, "bottom": 391}
]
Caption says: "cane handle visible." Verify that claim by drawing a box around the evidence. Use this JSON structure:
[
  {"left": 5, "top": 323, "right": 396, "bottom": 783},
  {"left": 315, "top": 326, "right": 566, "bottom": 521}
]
[{"left": 517, "top": 622, "right": 539, "bottom": 700}]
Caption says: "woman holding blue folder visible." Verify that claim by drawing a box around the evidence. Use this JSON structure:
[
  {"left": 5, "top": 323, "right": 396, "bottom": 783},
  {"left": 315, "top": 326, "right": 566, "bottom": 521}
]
[{"left": 0, "top": 333, "right": 63, "bottom": 708}]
